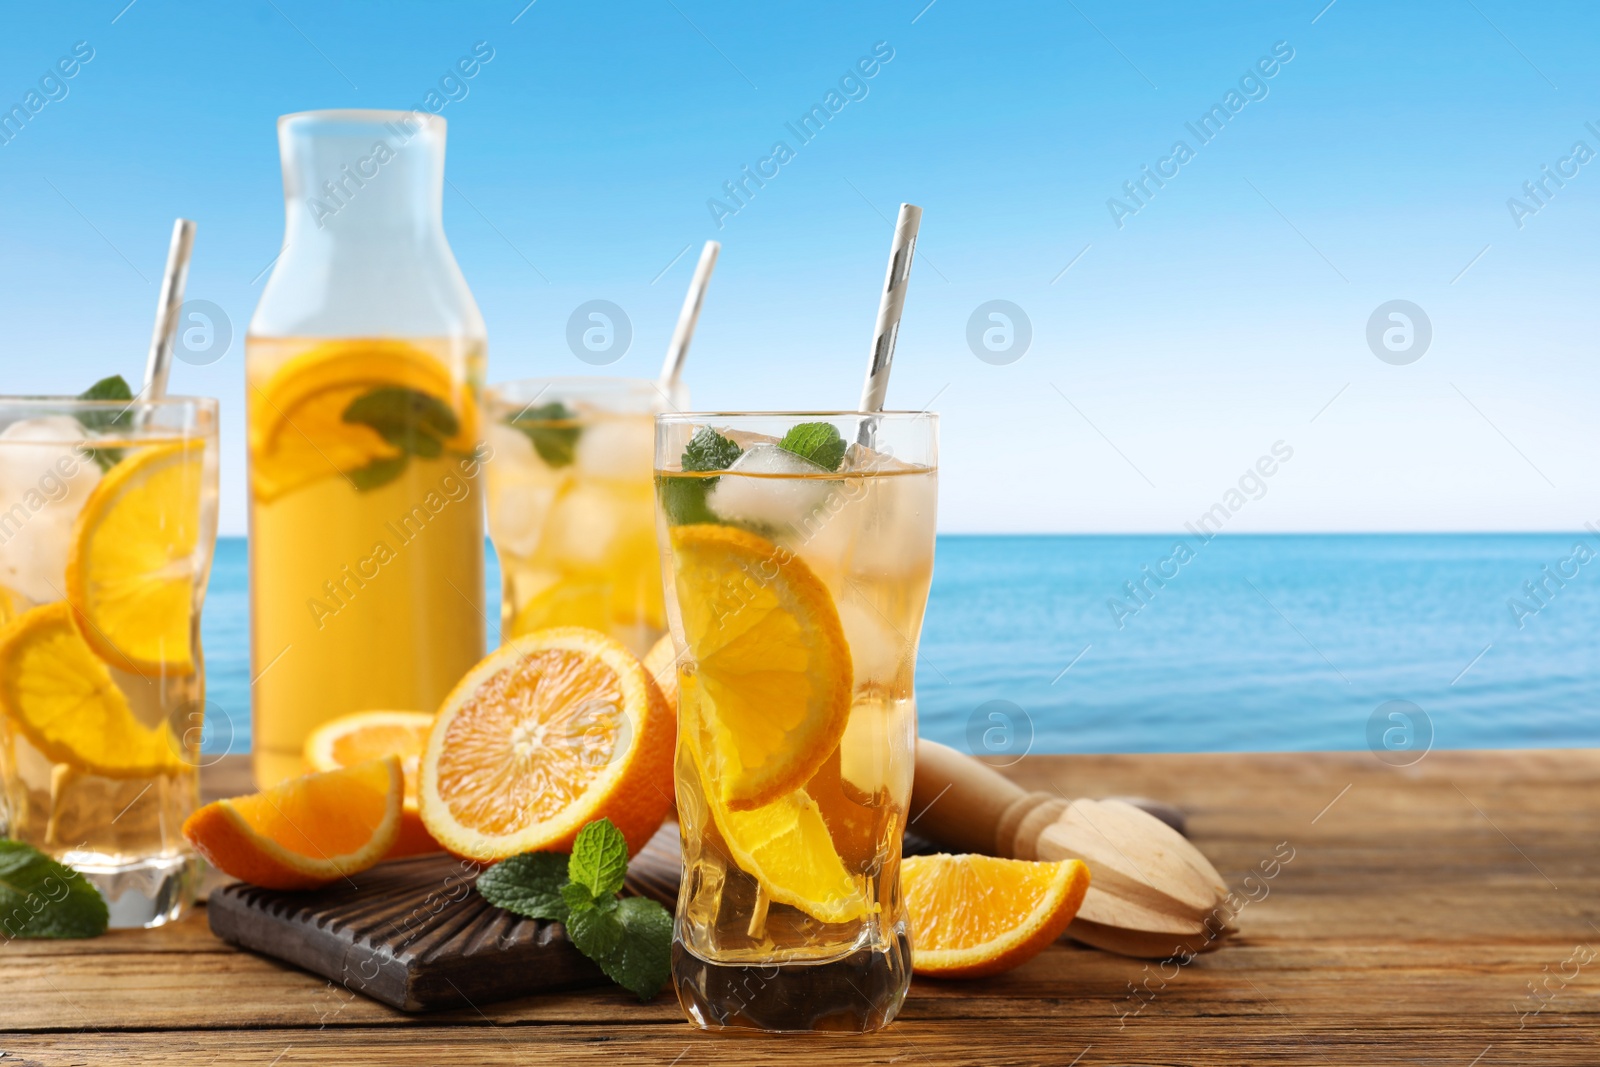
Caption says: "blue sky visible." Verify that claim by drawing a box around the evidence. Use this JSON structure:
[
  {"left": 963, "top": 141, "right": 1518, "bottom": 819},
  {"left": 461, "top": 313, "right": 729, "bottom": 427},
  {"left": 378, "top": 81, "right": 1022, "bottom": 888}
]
[{"left": 2, "top": 0, "right": 1596, "bottom": 535}]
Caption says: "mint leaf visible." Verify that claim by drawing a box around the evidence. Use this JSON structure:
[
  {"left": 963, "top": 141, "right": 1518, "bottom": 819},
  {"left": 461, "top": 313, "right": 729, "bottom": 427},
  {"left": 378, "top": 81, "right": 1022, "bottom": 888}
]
[
  {"left": 598, "top": 896, "right": 673, "bottom": 1001},
  {"left": 777, "top": 421, "right": 846, "bottom": 471},
  {"left": 338, "top": 386, "right": 459, "bottom": 490},
  {"left": 681, "top": 427, "right": 741, "bottom": 473},
  {"left": 345, "top": 455, "right": 410, "bottom": 492},
  {"left": 0, "top": 841, "right": 108, "bottom": 939},
  {"left": 77, "top": 375, "right": 134, "bottom": 471},
  {"left": 506, "top": 402, "right": 581, "bottom": 468},
  {"left": 344, "top": 387, "right": 458, "bottom": 459},
  {"left": 565, "top": 895, "right": 624, "bottom": 958},
  {"left": 475, "top": 853, "right": 569, "bottom": 922},
  {"left": 79, "top": 375, "right": 133, "bottom": 404},
  {"left": 661, "top": 428, "right": 741, "bottom": 526},
  {"left": 569, "top": 818, "right": 628, "bottom": 900},
  {"left": 561, "top": 879, "right": 597, "bottom": 914},
  {"left": 658, "top": 475, "right": 718, "bottom": 525}
]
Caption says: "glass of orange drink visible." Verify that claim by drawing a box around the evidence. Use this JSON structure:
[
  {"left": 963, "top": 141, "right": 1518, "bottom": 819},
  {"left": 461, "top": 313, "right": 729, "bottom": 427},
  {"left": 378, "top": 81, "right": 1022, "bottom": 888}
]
[
  {"left": 654, "top": 410, "right": 938, "bottom": 1032},
  {"left": 0, "top": 394, "right": 218, "bottom": 927},
  {"left": 484, "top": 378, "right": 683, "bottom": 658}
]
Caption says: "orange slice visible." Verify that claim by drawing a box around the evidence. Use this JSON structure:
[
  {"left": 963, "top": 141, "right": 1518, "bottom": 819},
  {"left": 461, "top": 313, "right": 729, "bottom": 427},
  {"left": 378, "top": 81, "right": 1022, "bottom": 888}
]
[
  {"left": 304, "top": 710, "right": 440, "bottom": 857},
  {"left": 668, "top": 524, "right": 852, "bottom": 811},
  {"left": 249, "top": 339, "right": 477, "bottom": 502},
  {"left": 182, "top": 757, "right": 403, "bottom": 890},
  {"left": 0, "top": 602, "right": 179, "bottom": 777},
  {"left": 418, "top": 627, "right": 674, "bottom": 862},
  {"left": 65, "top": 438, "right": 206, "bottom": 676},
  {"left": 902, "top": 854, "right": 1091, "bottom": 978},
  {"left": 507, "top": 576, "right": 612, "bottom": 640}
]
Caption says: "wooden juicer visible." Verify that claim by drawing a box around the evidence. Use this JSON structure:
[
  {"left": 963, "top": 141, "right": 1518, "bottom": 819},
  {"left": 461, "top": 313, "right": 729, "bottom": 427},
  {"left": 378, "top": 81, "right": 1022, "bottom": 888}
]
[{"left": 911, "top": 739, "right": 1236, "bottom": 958}]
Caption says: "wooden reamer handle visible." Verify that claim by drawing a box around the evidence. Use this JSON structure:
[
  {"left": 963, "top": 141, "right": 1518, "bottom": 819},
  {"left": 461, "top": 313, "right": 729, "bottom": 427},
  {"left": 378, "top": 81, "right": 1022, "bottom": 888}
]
[{"left": 910, "top": 739, "right": 1067, "bottom": 860}]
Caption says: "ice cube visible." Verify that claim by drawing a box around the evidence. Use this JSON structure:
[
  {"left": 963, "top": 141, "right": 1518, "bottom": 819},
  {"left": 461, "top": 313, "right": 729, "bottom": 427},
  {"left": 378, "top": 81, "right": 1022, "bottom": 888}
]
[
  {"left": 485, "top": 423, "right": 567, "bottom": 559},
  {"left": 847, "top": 467, "right": 937, "bottom": 579},
  {"left": 0, "top": 416, "right": 102, "bottom": 603},
  {"left": 837, "top": 596, "right": 907, "bottom": 690},
  {"left": 541, "top": 482, "right": 622, "bottom": 567},
  {"left": 837, "top": 695, "right": 915, "bottom": 802},
  {"left": 575, "top": 416, "right": 653, "bottom": 481},
  {"left": 719, "top": 428, "right": 780, "bottom": 453},
  {"left": 0, "top": 415, "right": 93, "bottom": 447},
  {"left": 791, "top": 488, "right": 863, "bottom": 594},
  {"left": 705, "top": 444, "right": 833, "bottom": 531}
]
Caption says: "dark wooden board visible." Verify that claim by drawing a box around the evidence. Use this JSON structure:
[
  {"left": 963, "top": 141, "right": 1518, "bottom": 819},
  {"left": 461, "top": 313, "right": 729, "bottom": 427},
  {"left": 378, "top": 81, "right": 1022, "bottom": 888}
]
[{"left": 207, "top": 824, "right": 682, "bottom": 1012}]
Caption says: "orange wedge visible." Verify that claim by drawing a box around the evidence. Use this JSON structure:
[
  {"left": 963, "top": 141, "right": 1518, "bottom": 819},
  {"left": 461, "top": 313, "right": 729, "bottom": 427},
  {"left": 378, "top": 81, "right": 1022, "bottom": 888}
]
[
  {"left": 304, "top": 710, "right": 440, "bottom": 857},
  {"left": 418, "top": 627, "right": 674, "bottom": 862},
  {"left": 902, "top": 854, "right": 1091, "bottom": 978},
  {"left": 182, "top": 757, "right": 403, "bottom": 890},
  {"left": 668, "top": 524, "right": 852, "bottom": 811}
]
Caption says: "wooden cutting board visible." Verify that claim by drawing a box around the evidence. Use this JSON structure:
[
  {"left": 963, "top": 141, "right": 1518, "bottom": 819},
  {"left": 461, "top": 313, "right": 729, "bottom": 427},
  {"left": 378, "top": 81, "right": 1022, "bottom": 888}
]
[{"left": 207, "top": 824, "right": 682, "bottom": 1013}]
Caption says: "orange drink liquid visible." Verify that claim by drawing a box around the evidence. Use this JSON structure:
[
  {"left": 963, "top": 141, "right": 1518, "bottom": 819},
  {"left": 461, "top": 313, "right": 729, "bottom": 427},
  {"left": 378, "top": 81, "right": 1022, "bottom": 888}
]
[
  {"left": 245, "top": 337, "right": 487, "bottom": 786},
  {"left": 0, "top": 397, "right": 218, "bottom": 927},
  {"left": 655, "top": 412, "right": 937, "bottom": 1032},
  {"left": 485, "top": 379, "right": 678, "bottom": 658}
]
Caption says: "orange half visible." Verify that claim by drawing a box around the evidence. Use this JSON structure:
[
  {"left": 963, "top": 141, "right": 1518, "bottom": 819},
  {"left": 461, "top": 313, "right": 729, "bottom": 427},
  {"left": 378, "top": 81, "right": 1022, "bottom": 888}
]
[
  {"left": 182, "top": 757, "right": 403, "bottom": 890},
  {"left": 418, "top": 627, "right": 674, "bottom": 861},
  {"left": 903, "top": 854, "right": 1091, "bottom": 978}
]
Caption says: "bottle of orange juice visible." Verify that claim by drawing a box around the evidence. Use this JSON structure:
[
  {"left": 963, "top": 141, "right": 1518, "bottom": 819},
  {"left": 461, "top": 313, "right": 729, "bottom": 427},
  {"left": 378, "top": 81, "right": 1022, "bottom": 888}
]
[{"left": 247, "top": 110, "right": 487, "bottom": 786}]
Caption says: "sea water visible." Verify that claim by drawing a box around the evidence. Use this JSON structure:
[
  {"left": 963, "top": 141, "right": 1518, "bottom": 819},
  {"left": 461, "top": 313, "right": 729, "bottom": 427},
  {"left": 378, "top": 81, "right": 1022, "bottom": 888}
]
[{"left": 202, "top": 533, "right": 1600, "bottom": 756}]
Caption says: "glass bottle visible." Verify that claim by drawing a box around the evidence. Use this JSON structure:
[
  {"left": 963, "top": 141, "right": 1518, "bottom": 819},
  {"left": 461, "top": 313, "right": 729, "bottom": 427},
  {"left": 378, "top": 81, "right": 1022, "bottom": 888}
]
[{"left": 247, "top": 109, "right": 487, "bottom": 786}]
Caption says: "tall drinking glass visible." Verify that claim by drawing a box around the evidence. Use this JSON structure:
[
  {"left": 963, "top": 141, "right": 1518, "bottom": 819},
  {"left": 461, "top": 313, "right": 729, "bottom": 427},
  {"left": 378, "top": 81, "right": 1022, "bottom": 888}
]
[
  {"left": 654, "top": 411, "right": 938, "bottom": 1032},
  {"left": 0, "top": 396, "right": 218, "bottom": 927},
  {"left": 485, "top": 378, "right": 683, "bottom": 657},
  {"left": 248, "top": 110, "right": 487, "bottom": 786}
]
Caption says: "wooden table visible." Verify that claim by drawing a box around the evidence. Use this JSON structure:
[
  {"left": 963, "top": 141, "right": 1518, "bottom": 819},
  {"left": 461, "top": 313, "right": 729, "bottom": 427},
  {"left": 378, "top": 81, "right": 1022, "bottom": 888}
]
[{"left": 5, "top": 750, "right": 1596, "bottom": 1065}]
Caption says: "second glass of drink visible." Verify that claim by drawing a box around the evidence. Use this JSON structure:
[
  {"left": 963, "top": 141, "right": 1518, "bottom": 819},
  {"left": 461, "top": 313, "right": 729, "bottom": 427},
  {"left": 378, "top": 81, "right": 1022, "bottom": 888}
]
[{"left": 485, "top": 377, "right": 683, "bottom": 657}]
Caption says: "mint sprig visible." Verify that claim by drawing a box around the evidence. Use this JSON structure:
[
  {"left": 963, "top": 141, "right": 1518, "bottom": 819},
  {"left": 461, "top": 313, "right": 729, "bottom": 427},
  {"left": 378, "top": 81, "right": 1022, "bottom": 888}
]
[
  {"left": 77, "top": 374, "right": 134, "bottom": 472},
  {"left": 777, "top": 421, "right": 846, "bottom": 471},
  {"left": 681, "top": 426, "right": 742, "bottom": 473},
  {"left": 0, "top": 840, "right": 109, "bottom": 939},
  {"left": 506, "top": 401, "right": 581, "bottom": 468},
  {"left": 476, "top": 819, "right": 671, "bottom": 1001},
  {"left": 341, "top": 386, "right": 461, "bottom": 491},
  {"left": 660, "top": 426, "right": 741, "bottom": 526}
]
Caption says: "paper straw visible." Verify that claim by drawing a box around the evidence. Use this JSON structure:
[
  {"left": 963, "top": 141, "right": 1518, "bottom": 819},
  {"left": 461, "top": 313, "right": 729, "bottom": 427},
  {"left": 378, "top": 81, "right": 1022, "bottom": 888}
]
[
  {"left": 141, "top": 219, "right": 197, "bottom": 401},
  {"left": 659, "top": 240, "right": 720, "bottom": 391},
  {"left": 858, "top": 203, "right": 921, "bottom": 415}
]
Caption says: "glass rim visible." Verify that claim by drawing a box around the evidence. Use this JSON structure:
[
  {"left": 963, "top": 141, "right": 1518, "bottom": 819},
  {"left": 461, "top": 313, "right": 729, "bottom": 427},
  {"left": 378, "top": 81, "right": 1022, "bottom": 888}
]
[
  {"left": 0, "top": 394, "right": 218, "bottom": 411},
  {"left": 656, "top": 410, "right": 937, "bottom": 421},
  {"left": 278, "top": 108, "right": 444, "bottom": 132},
  {"left": 488, "top": 375, "right": 664, "bottom": 395}
]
